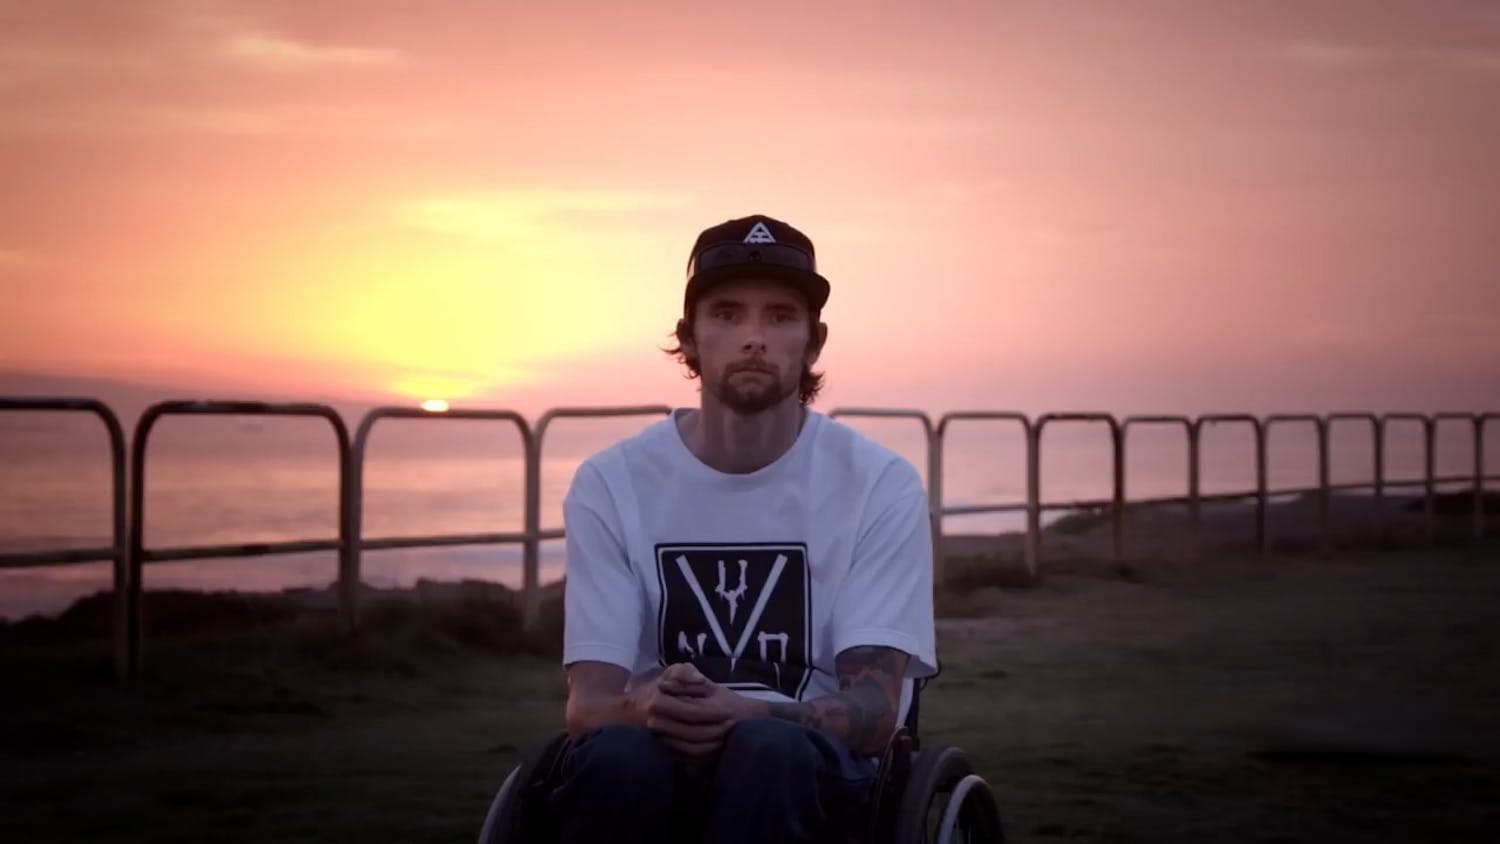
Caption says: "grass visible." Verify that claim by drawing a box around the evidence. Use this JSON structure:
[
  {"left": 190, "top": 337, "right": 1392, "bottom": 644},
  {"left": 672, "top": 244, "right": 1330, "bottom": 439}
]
[{"left": 4, "top": 541, "right": 1499, "bottom": 842}]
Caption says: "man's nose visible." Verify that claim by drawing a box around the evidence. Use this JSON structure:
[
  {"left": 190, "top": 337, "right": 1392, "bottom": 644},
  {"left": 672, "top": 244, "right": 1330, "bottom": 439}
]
[{"left": 740, "top": 323, "right": 767, "bottom": 353}]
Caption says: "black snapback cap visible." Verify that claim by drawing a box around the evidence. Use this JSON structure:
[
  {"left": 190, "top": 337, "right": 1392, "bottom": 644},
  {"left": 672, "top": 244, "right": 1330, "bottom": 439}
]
[{"left": 683, "top": 214, "right": 831, "bottom": 312}]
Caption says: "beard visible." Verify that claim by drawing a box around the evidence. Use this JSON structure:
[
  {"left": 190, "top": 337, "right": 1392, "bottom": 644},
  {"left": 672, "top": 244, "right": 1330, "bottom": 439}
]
[{"left": 709, "top": 363, "right": 798, "bottom": 415}]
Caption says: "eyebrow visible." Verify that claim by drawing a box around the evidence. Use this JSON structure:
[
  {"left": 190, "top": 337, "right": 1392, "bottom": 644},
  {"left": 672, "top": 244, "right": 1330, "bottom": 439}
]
[{"left": 701, "top": 295, "right": 806, "bottom": 316}]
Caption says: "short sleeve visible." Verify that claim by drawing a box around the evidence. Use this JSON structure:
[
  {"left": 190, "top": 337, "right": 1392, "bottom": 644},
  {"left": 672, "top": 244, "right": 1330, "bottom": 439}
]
[
  {"left": 560, "top": 461, "right": 642, "bottom": 671},
  {"left": 830, "top": 461, "right": 938, "bottom": 679}
]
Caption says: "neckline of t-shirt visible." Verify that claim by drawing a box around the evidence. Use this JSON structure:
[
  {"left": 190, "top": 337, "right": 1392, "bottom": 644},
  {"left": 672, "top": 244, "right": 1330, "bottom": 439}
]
[{"left": 664, "top": 407, "right": 819, "bottom": 485}]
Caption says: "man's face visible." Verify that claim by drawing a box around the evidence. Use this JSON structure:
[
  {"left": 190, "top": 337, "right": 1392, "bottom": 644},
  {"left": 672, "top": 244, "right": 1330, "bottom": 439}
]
[{"left": 682, "top": 278, "right": 825, "bottom": 415}]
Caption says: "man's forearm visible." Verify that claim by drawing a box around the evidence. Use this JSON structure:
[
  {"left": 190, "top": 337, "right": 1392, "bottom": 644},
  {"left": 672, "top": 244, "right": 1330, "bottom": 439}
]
[
  {"left": 760, "top": 681, "right": 896, "bottom": 755},
  {"left": 565, "top": 680, "right": 658, "bottom": 738},
  {"left": 754, "top": 646, "right": 908, "bottom": 755}
]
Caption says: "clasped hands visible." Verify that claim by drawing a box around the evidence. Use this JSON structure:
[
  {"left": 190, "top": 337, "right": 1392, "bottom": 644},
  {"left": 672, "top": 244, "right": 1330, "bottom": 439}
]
[{"left": 644, "top": 662, "right": 756, "bottom": 762}]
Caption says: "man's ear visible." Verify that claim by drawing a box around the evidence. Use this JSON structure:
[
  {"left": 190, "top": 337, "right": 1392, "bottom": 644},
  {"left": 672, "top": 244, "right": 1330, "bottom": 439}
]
[{"left": 806, "top": 321, "right": 828, "bottom": 366}]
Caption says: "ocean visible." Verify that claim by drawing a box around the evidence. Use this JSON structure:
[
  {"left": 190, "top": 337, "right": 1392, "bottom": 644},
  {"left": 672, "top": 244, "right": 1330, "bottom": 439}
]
[{"left": 1, "top": 410, "right": 1493, "bottom": 620}]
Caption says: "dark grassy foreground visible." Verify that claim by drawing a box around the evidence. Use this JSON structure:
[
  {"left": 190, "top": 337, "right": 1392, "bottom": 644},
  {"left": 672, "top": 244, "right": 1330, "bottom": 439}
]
[{"left": 3, "top": 541, "right": 1499, "bottom": 843}]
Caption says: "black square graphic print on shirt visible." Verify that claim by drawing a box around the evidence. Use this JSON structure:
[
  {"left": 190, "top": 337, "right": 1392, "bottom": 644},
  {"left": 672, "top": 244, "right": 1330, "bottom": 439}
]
[{"left": 655, "top": 543, "right": 811, "bottom": 700}]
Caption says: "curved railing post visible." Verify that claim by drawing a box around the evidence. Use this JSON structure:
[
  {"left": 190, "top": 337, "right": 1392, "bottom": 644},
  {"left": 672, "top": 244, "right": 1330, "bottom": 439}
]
[
  {"left": 1381, "top": 413, "right": 1436, "bottom": 545},
  {"left": 1376, "top": 417, "right": 1386, "bottom": 507},
  {"left": 1190, "top": 421, "right": 1201, "bottom": 559},
  {"left": 1482, "top": 414, "right": 1499, "bottom": 540},
  {"left": 350, "top": 406, "right": 536, "bottom": 633},
  {"left": 1265, "top": 415, "right": 1329, "bottom": 557},
  {"left": 1026, "top": 422, "right": 1041, "bottom": 571},
  {"left": 1432, "top": 413, "right": 1480, "bottom": 544},
  {"left": 1479, "top": 414, "right": 1488, "bottom": 541},
  {"left": 1326, "top": 413, "right": 1381, "bottom": 544},
  {"left": 531, "top": 406, "right": 672, "bottom": 630},
  {"left": 933, "top": 412, "right": 1034, "bottom": 579},
  {"left": 129, "top": 400, "right": 351, "bottom": 682},
  {"left": 523, "top": 419, "right": 544, "bottom": 633},
  {"left": 1121, "top": 416, "right": 1194, "bottom": 560},
  {"left": 1113, "top": 419, "right": 1124, "bottom": 561},
  {"left": 1196, "top": 415, "right": 1267, "bottom": 557},
  {"left": 1426, "top": 415, "right": 1437, "bottom": 544},
  {"left": 828, "top": 408, "right": 940, "bottom": 582},
  {"left": 0, "top": 397, "right": 129, "bottom": 679},
  {"left": 1034, "top": 413, "right": 1123, "bottom": 564}
]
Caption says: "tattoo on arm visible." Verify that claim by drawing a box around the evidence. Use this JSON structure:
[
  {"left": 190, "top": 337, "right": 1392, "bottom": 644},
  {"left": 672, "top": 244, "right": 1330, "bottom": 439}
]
[{"left": 766, "top": 646, "right": 909, "bottom": 754}]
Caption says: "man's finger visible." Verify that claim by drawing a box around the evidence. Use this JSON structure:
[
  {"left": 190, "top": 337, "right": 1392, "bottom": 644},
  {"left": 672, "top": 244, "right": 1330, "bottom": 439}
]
[
  {"left": 661, "top": 663, "right": 708, "bottom": 686},
  {"left": 658, "top": 677, "right": 713, "bottom": 698},
  {"left": 647, "top": 693, "right": 728, "bottom": 725},
  {"left": 661, "top": 661, "right": 704, "bottom": 679},
  {"left": 647, "top": 702, "right": 726, "bottom": 728}
]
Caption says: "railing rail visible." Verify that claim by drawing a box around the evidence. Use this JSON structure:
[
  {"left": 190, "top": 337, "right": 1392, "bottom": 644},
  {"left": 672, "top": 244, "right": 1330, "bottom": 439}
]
[
  {"left": 128, "top": 400, "right": 351, "bottom": 682},
  {"left": 1481, "top": 414, "right": 1498, "bottom": 539},
  {"left": 1381, "top": 413, "right": 1436, "bottom": 544},
  {"left": 1433, "top": 412, "right": 1482, "bottom": 543},
  {"left": 1035, "top": 413, "right": 1125, "bottom": 564},
  {"left": 935, "top": 412, "right": 1034, "bottom": 578},
  {"left": 4, "top": 396, "right": 1497, "bottom": 682},
  {"left": 827, "top": 409, "right": 940, "bottom": 579},
  {"left": 1122, "top": 415, "right": 1195, "bottom": 560},
  {"left": 349, "top": 406, "right": 534, "bottom": 631},
  {"left": 1265, "top": 414, "right": 1330, "bottom": 555},
  {"left": 0, "top": 397, "right": 128, "bottom": 678},
  {"left": 1195, "top": 414, "right": 1268, "bottom": 555},
  {"left": 527, "top": 406, "right": 672, "bottom": 627}
]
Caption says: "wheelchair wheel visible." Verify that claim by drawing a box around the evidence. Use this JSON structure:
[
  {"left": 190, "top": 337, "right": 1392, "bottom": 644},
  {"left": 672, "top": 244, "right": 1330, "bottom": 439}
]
[
  {"left": 477, "top": 731, "right": 571, "bottom": 844},
  {"left": 894, "top": 746, "right": 1005, "bottom": 844}
]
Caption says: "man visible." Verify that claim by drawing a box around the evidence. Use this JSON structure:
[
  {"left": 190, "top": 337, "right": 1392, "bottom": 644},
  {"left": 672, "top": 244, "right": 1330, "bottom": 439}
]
[{"left": 553, "top": 213, "right": 937, "bottom": 843}]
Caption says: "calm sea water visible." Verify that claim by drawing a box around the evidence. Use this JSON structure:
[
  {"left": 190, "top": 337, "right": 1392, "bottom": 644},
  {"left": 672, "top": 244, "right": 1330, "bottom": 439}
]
[{"left": 2, "top": 412, "right": 1491, "bottom": 620}]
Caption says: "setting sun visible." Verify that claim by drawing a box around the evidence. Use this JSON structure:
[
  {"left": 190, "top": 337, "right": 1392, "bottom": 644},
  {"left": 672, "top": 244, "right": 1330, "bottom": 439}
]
[{"left": 419, "top": 399, "right": 450, "bottom": 413}]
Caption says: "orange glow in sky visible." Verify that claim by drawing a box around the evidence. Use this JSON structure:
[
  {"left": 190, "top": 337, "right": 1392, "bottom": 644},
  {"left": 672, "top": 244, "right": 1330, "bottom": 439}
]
[{"left": 2, "top": 1, "right": 1497, "bottom": 414}]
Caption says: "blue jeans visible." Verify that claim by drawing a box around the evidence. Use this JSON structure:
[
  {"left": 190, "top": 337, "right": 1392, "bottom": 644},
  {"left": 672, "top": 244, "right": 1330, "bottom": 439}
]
[{"left": 550, "top": 718, "right": 879, "bottom": 844}]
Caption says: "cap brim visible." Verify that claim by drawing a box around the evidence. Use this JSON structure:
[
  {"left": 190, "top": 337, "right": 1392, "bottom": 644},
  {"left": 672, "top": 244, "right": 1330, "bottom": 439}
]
[{"left": 684, "top": 264, "right": 831, "bottom": 311}]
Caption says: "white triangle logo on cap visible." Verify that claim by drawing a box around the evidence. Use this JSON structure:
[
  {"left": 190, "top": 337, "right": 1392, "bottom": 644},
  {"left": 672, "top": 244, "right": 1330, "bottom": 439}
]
[{"left": 743, "top": 221, "right": 776, "bottom": 244}]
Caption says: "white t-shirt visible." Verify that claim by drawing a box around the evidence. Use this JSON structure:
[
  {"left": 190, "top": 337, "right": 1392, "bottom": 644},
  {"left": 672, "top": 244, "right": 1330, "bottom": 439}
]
[{"left": 561, "top": 408, "right": 938, "bottom": 725}]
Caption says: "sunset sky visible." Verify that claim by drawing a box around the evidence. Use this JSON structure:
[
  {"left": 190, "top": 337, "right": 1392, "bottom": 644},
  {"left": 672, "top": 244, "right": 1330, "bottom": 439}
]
[{"left": 2, "top": 0, "right": 1498, "bottom": 417}]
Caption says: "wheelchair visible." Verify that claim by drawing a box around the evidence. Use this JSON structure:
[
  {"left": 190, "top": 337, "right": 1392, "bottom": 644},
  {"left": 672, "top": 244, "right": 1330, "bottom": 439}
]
[{"left": 477, "top": 679, "right": 1005, "bottom": 843}]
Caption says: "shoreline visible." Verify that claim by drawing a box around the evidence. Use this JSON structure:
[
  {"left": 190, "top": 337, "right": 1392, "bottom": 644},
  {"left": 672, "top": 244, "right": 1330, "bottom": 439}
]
[{"left": 3, "top": 489, "right": 1496, "bottom": 630}]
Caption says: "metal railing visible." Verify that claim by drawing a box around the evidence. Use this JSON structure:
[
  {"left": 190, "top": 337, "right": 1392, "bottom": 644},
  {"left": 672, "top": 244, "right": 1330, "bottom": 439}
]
[
  {"left": 833, "top": 408, "right": 1496, "bottom": 583},
  {"left": 1264, "top": 414, "right": 1330, "bottom": 556},
  {"left": 1037, "top": 413, "right": 1125, "bottom": 563},
  {"left": 933, "top": 412, "right": 1035, "bottom": 579},
  {"left": 4, "top": 397, "right": 1497, "bottom": 681},
  {"left": 350, "top": 406, "right": 534, "bottom": 634},
  {"left": 0, "top": 397, "right": 128, "bottom": 677},
  {"left": 1121, "top": 415, "right": 1194, "bottom": 559},
  {"left": 129, "top": 401, "right": 351, "bottom": 681},
  {"left": 827, "top": 409, "right": 943, "bottom": 580},
  {"left": 526, "top": 407, "right": 672, "bottom": 626},
  {"left": 351, "top": 405, "right": 671, "bottom": 637}
]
